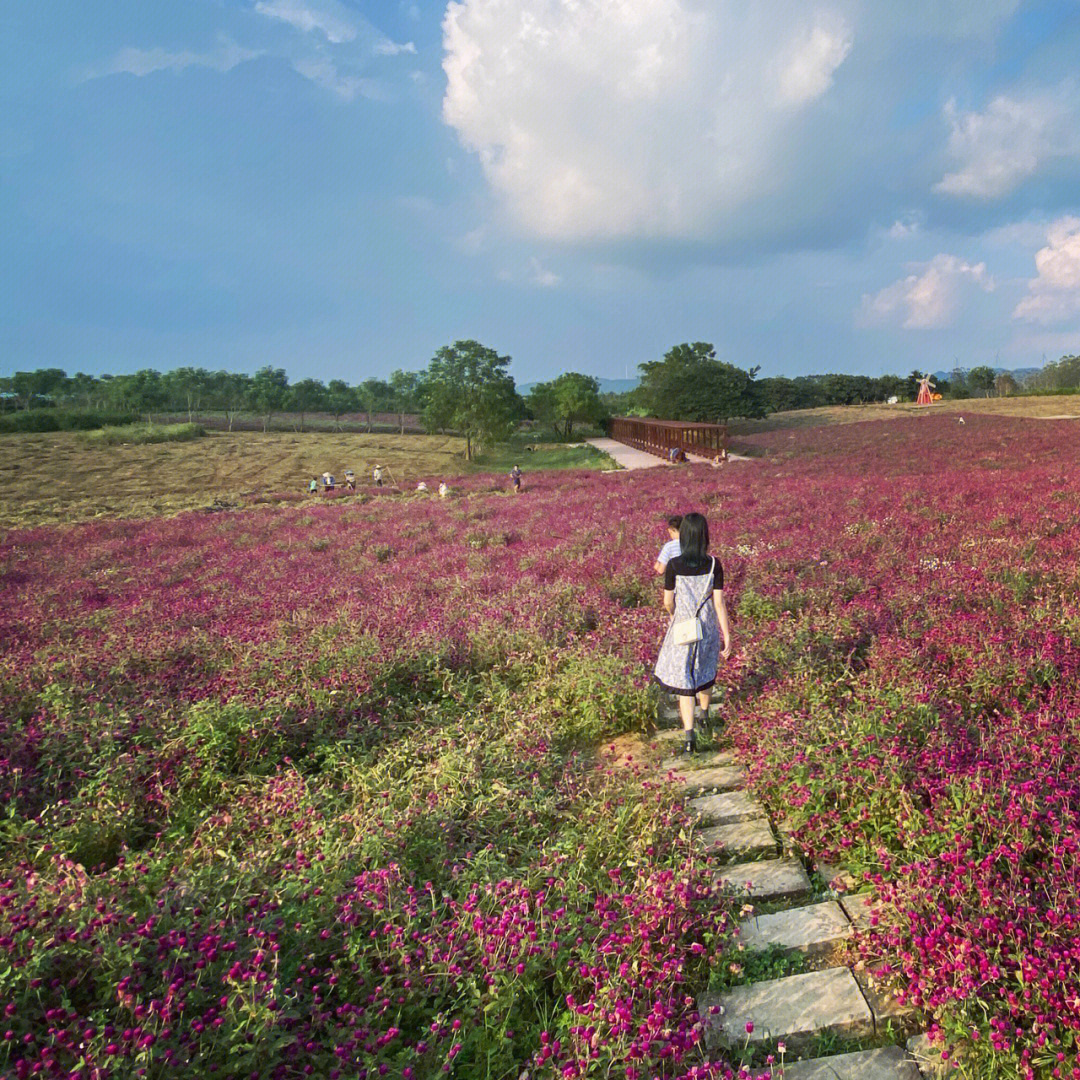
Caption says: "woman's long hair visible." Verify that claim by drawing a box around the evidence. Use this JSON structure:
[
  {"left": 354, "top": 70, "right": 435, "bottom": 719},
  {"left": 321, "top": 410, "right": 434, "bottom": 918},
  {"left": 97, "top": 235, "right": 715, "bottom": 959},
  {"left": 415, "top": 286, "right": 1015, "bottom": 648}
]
[{"left": 679, "top": 512, "right": 709, "bottom": 562}]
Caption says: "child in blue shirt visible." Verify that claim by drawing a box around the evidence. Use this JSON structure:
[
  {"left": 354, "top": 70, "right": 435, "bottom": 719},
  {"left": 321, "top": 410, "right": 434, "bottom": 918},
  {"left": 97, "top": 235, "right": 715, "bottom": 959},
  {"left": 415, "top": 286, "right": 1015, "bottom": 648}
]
[{"left": 653, "top": 515, "right": 682, "bottom": 574}]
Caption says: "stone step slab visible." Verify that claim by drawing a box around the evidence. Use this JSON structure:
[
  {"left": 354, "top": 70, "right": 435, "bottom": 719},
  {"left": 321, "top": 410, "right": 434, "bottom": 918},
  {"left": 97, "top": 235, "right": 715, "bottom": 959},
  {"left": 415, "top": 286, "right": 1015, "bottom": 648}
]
[
  {"left": 698, "top": 817, "right": 777, "bottom": 859},
  {"left": 659, "top": 750, "right": 736, "bottom": 772},
  {"left": 906, "top": 1034, "right": 948, "bottom": 1078},
  {"left": 700, "top": 967, "right": 874, "bottom": 1050},
  {"left": 688, "top": 789, "right": 764, "bottom": 826},
  {"left": 671, "top": 764, "right": 748, "bottom": 795},
  {"left": 853, "top": 972, "right": 918, "bottom": 1035},
  {"left": 817, "top": 860, "right": 858, "bottom": 892},
  {"left": 841, "top": 893, "right": 884, "bottom": 932},
  {"left": 714, "top": 857, "right": 813, "bottom": 901},
  {"left": 737, "top": 901, "right": 852, "bottom": 957},
  {"left": 779, "top": 1046, "right": 921, "bottom": 1079}
]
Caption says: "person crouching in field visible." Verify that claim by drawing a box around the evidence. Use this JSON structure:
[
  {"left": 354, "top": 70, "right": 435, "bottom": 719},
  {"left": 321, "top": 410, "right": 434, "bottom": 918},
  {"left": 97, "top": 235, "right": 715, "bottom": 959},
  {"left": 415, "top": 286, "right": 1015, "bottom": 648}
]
[
  {"left": 653, "top": 512, "right": 732, "bottom": 754},
  {"left": 653, "top": 515, "right": 682, "bottom": 575}
]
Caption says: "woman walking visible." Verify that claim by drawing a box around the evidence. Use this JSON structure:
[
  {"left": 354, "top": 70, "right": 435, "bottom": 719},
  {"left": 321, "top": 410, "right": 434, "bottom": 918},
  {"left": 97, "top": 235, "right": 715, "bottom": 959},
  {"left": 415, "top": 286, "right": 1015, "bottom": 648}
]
[{"left": 653, "top": 512, "right": 732, "bottom": 754}]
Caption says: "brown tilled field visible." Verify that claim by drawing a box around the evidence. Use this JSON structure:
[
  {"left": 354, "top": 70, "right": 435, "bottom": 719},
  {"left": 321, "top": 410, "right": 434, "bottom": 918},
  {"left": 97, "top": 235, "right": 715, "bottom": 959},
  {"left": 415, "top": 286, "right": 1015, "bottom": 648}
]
[{"left": 0, "top": 431, "right": 470, "bottom": 529}]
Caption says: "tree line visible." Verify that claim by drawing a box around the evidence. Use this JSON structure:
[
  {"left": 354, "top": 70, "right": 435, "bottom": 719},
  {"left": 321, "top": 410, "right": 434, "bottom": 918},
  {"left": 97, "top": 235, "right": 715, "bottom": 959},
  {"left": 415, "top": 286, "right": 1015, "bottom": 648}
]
[
  {"left": 0, "top": 343, "right": 612, "bottom": 459},
  {"left": 5, "top": 345, "right": 1078, "bottom": 443}
]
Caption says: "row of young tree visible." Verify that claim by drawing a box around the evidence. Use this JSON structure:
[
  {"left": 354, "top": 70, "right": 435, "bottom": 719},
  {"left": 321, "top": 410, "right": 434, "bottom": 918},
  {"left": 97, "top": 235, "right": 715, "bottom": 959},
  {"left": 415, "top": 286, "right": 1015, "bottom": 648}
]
[{"left": 0, "top": 344, "right": 613, "bottom": 459}]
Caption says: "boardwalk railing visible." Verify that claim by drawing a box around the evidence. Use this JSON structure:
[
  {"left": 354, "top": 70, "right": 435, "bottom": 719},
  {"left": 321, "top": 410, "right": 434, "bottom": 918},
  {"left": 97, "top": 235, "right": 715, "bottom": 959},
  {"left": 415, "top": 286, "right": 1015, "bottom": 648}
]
[{"left": 609, "top": 417, "right": 728, "bottom": 462}]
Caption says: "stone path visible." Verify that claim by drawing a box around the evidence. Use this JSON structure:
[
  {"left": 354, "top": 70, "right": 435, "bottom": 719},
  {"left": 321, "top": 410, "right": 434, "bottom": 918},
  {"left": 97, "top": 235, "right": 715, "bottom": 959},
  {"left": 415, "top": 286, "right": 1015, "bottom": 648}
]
[
  {"left": 651, "top": 698, "right": 932, "bottom": 1077},
  {"left": 587, "top": 438, "right": 753, "bottom": 470},
  {"left": 586, "top": 437, "right": 670, "bottom": 469}
]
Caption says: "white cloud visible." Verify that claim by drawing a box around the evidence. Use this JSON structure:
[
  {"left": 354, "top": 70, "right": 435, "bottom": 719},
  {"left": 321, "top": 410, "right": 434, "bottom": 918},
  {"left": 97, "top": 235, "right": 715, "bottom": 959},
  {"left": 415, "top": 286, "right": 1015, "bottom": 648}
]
[
  {"left": 860, "top": 254, "right": 994, "bottom": 329},
  {"left": 776, "top": 17, "right": 852, "bottom": 106},
  {"left": 375, "top": 39, "right": 417, "bottom": 56},
  {"left": 528, "top": 256, "right": 561, "bottom": 287},
  {"left": 291, "top": 55, "right": 379, "bottom": 100},
  {"left": 1013, "top": 217, "right": 1080, "bottom": 325},
  {"left": 253, "top": 0, "right": 356, "bottom": 43},
  {"left": 441, "top": 0, "right": 854, "bottom": 241},
  {"left": 887, "top": 215, "right": 921, "bottom": 239},
  {"left": 934, "top": 88, "right": 1079, "bottom": 199},
  {"left": 88, "top": 38, "right": 261, "bottom": 79}
]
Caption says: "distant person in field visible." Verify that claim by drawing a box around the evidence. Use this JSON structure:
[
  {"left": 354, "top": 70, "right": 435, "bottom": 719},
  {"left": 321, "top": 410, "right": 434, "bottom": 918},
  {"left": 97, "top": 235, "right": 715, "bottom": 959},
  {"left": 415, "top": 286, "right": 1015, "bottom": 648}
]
[
  {"left": 324, "top": 472, "right": 335, "bottom": 492},
  {"left": 373, "top": 465, "right": 384, "bottom": 488},
  {"left": 416, "top": 481, "right": 428, "bottom": 493},
  {"left": 438, "top": 481, "right": 449, "bottom": 499},
  {"left": 653, "top": 512, "right": 732, "bottom": 755},
  {"left": 510, "top": 464, "right": 523, "bottom": 493},
  {"left": 344, "top": 469, "right": 356, "bottom": 491},
  {"left": 308, "top": 476, "right": 319, "bottom": 495},
  {"left": 654, "top": 515, "right": 682, "bottom": 575}
]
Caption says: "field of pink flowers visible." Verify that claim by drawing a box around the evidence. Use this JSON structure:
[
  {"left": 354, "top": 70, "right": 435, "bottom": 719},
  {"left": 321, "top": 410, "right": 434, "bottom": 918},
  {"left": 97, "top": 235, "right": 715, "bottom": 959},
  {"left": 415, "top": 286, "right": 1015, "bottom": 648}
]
[{"left": 2, "top": 414, "right": 1080, "bottom": 1079}]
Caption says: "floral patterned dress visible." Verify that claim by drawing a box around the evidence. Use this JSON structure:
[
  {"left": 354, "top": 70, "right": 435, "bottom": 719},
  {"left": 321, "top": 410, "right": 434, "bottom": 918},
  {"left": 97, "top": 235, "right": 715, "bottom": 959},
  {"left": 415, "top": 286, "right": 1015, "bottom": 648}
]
[{"left": 653, "top": 556, "right": 720, "bottom": 697}]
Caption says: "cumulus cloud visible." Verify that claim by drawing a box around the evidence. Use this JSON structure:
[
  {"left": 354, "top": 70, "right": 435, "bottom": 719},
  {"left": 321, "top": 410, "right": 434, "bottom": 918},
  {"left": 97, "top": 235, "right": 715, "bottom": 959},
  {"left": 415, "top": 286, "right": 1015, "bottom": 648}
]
[
  {"left": 1013, "top": 217, "right": 1080, "bottom": 324},
  {"left": 87, "top": 38, "right": 261, "bottom": 79},
  {"left": 253, "top": 0, "right": 357, "bottom": 44},
  {"left": 860, "top": 254, "right": 994, "bottom": 329},
  {"left": 934, "top": 87, "right": 1079, "bottom": 198},
  {"left": 441, "top": 0, "right": 854, "bottom": 240},
  {"left": 776, "top": 17, "right": 852, "bottom": 106}
]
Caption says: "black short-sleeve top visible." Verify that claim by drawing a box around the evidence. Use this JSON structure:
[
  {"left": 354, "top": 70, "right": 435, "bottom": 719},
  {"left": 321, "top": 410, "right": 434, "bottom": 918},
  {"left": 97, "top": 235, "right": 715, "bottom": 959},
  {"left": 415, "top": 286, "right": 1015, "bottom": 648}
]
[{"left": 664, "top": 554, "right": 723, "bottom": 593}]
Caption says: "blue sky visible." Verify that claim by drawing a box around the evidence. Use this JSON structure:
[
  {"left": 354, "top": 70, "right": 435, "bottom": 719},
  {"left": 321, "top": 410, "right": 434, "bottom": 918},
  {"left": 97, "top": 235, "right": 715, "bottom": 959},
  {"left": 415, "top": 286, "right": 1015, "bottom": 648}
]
[{"left": 3, "top": 0, "right": 1079, "bottom": 385}]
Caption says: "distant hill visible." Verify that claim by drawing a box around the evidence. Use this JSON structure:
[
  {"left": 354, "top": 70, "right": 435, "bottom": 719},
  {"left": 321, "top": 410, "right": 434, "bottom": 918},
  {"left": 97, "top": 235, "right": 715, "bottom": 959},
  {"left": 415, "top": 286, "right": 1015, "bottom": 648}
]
[{"left": 517, "top": 377, "right": 639, "bottom": 395}]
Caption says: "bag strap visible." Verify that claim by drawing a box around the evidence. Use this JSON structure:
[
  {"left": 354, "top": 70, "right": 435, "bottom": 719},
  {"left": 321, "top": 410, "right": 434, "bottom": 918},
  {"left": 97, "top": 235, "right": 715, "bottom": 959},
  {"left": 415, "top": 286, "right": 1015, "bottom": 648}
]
[{"left": 691, "top": 558, "right": 716, "bottom": 619}]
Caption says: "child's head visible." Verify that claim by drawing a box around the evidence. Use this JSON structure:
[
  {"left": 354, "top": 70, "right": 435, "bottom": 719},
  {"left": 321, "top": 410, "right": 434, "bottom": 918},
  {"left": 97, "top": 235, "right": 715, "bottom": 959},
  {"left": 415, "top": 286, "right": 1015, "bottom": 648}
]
[{"left": 666, "top": 515, "right": 682, "bottom": 539}]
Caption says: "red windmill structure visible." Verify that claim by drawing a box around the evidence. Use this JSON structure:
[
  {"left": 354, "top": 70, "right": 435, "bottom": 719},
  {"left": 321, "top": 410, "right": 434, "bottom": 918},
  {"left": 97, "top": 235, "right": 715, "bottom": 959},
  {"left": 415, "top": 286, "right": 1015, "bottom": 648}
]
[{"left": 916, "top": 373, "right": 936, "bottom": 406}]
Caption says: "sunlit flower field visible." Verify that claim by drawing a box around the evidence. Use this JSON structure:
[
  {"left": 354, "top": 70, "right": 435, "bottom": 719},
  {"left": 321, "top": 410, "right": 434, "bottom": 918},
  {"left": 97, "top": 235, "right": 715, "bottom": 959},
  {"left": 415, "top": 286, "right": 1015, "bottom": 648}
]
[{"left": 2, "top": 414, "right": 1080, "bottom": 1079}]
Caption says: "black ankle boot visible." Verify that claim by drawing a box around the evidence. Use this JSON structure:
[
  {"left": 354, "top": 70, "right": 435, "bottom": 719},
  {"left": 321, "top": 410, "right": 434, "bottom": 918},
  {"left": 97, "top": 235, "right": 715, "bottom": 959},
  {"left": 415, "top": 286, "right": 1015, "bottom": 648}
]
[{"left": 683, "top": 729, "right": 697, "bottom": 754}]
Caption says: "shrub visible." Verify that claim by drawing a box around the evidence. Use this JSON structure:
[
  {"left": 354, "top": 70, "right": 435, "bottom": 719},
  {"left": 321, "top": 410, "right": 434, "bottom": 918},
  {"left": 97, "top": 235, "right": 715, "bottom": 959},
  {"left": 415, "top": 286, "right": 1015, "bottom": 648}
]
[
  {"left": 82, "top": 422, "right": 206, "bottom": 445},
  {"left": 0, "top": 409, "right": 139, "bottom": 434}
]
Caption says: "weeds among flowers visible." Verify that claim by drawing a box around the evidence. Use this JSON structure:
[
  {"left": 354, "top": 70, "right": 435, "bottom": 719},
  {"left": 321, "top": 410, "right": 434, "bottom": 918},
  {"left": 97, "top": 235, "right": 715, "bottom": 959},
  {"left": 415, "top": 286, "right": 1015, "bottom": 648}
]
[{"left": 2, "top": 415, "right": 1080, "bottom": 1077}]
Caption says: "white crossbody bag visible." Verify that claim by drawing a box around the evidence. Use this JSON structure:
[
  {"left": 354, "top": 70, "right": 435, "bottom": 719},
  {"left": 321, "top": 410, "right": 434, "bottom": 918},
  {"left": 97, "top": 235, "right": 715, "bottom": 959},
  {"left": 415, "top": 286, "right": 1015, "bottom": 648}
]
[{"left": 670, "top": 558, "right": 715, "bottom": 646}]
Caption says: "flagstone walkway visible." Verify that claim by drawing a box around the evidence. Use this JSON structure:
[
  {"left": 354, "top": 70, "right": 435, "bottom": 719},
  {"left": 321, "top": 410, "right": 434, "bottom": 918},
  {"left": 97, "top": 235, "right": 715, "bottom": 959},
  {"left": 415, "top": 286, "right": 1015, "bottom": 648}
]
[
  {"left": 589, "top": 438, "right": 752, "bottom": 470},
  {"left": 651, "top": 700, "right": 941, "bottom": 1078},
  {"left": 587, "top": 437, "right": 671, "bottom": 469}
]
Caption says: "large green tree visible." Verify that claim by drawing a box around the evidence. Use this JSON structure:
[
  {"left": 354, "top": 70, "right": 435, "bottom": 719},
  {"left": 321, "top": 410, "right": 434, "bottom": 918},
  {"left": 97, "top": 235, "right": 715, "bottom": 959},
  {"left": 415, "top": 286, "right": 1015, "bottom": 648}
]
[
  {"left": 635, "top": 343, "right": 763, "bottom": 422},
  {"left": 528, "top": 372, "right": 605, "bottom": 437},
  {"left": 421, "top": 340, "right": 521, "bottom": 460},
  {"left": 388, "top": 369, "right": 422, "bottom": 435},
  {"left": 967, "top": 365, "right": 997, "bottom": 397},
  {"left": 326, "top": 380, "right": 357, "bottom": 431},
  {"left": 355, "top": 378, "right": 391, "bottom": 433},
  {"left": 286, "top": 378, "right": 327, "bottom": 432},
  {"left": 163, "top": 366, "right": 213, "bottom": 422},
  {"left": 248, "top": 366, "right": 289, "bottom": 433}
]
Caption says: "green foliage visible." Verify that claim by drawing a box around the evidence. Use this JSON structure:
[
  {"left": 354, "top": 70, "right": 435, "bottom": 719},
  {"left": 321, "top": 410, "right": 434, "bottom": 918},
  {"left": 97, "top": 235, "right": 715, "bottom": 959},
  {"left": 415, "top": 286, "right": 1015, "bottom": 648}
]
[
  {"left": 527, "top": 372, "right": 606, "bottom": 437},
  {"left": 635, "top": 342, "right": 765, "bottom": 422},
  {"left": 248, "top": 366, "right": 289, "bottom": 432},
  {"left": 285, "top": 378, "right": 328, "bottom": 430},
  {"left": 0, "top": 409, "right": 138, "bottom": 434},
  {"left": 421, "top": 339, "right": 524, "bottom": 460}
]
